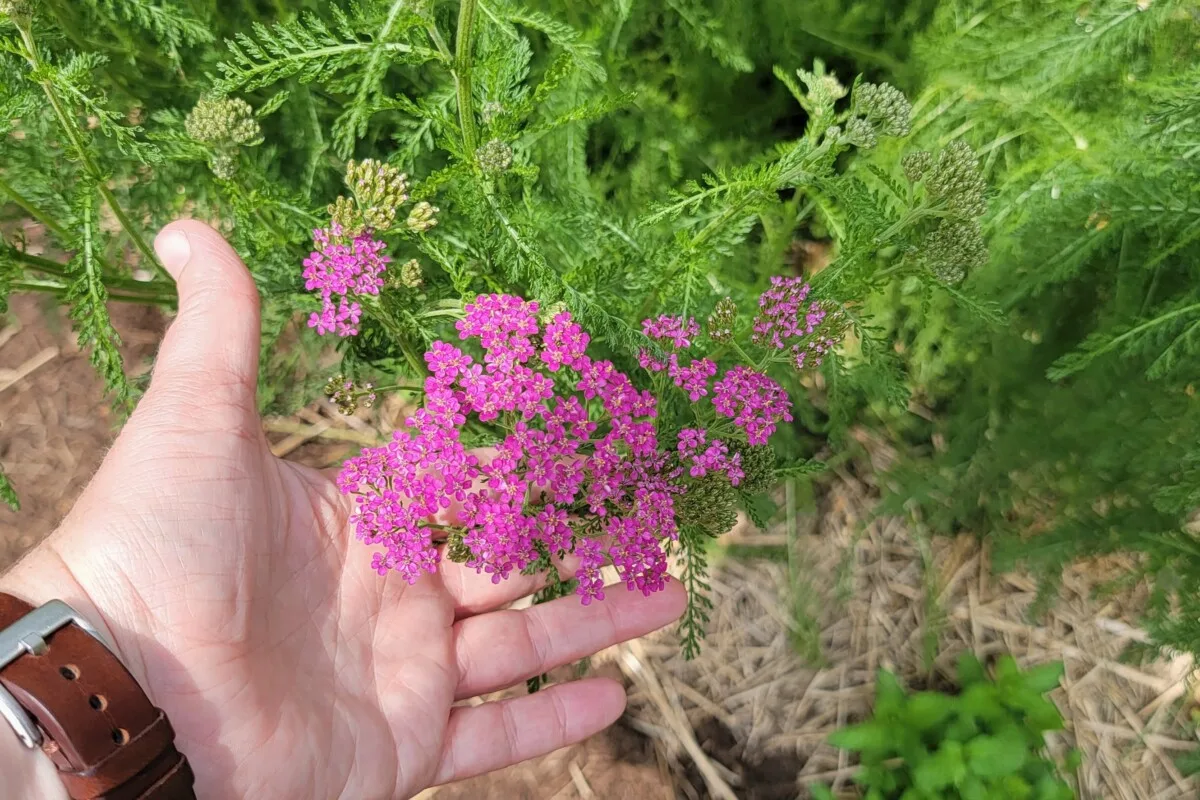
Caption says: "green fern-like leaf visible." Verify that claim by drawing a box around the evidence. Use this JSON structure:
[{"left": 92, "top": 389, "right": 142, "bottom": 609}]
[{"left": 0, "top": 467, "right": 16, "bottom": 512}]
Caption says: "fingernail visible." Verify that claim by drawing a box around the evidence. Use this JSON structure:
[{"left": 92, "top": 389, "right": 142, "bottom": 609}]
[{"left": 154, "top": 230, "right": 191, "bottom": 278}]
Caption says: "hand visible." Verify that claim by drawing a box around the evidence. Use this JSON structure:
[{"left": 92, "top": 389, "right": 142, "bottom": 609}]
[{"left": 0, "top": 221, "right": 685, "bottom": 799}]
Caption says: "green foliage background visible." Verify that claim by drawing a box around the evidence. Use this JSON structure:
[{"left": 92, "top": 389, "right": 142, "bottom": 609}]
[{"left": 4, "top": 0, "right": 1200, "bottom": 672}]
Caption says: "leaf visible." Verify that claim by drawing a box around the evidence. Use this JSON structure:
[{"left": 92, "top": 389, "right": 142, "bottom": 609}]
[
  {"left": 914, "top": 741, "right": 966, "bottom": 793},
  {"left": 775, "top": 459, "right": 826, "bottom": 479},
  {"left": 809, "top": 785, "right": 836, "bottom": 800},
  {"left": 829, "top": 721, "right": 892, "bottom": 755},
  {"left": 957, "top": 651, "right": 987, "bottom": 686},
  {"left": 906, "top": 691, "right": 957, "bottom": 732},
  {"left": 874, "top": 669, "right": 905, "bottom": 717},
  {"left": 0, "top": 468, "right": 17, "bottom": 511},
  {"left": 1021, "top": 661, "right": 1065, "bottom": 693},
  {"left": 966, "top": 728, "right": 1028, "bottom": 778}
]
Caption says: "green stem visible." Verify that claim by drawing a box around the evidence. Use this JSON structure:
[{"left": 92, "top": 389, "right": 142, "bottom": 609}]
[
  {"left": 372, "top": 382, "right": 427, "bottom": 394},
  {"left": 454, "top": 0, "right": 480, "bottom": 155},
  {"left": 3, "top": 245, "right": 173, "bottom": 295},
  {"left": 17, "top": 24, "right": 171, "bottom": 284},
  {"left": 11, "top": 279, "right": 177, "bottom": 306},
  {"left": 0, "top": 174, "right": 71, "bottom": 240}
]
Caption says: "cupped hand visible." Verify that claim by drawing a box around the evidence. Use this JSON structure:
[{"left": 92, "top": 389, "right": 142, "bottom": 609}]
[{"left": 0, "top": 220, "right": 685, "bottom": 799}]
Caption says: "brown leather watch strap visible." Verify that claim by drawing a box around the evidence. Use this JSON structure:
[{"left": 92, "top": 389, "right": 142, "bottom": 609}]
[{"left": 0, "top": 593, "right": 195, "bottom": 799}]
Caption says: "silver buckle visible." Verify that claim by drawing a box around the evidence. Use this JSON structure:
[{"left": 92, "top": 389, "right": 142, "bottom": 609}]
[{"left": 0, "top": 600, "right": 110, "bottom": 748}]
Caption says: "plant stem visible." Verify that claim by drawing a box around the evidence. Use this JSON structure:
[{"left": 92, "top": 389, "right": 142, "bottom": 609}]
[
  {"left": 4, "top": 245, "right": 174, "bottom": 296},
  {"left": 16, "top": 23, "right": 171, "bottom": 284},
  {"left": 11, "top": 279, "right": 177, "bottom": 306},
  {"left": 454, "top": 0, "right": 480, "bottom": 155},
  {"left": 0, "top": 174, "right": 71, "bottom": 240}
]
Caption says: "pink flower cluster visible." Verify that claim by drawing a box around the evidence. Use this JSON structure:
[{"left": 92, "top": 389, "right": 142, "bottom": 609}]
[
  {"left": 753, "top": 276, "right": 843, "bottom": 370},
  {"left": 303, "top": 223, "right": 390, "bottom": 337},
  {"left": 339, "top": 295, "right": 689, "bottom": 604},
  {"left": 713, "top": 366, "right": 794, "bottom": 445},
  {"left": 639, "top": 314, "right": 717, "bottom": 401},
  {"left": 641, "top": 313, "right": 790, "bottom": 443},
  {"left": 678, "top": 428, "right": 744, "bottom": 485}
]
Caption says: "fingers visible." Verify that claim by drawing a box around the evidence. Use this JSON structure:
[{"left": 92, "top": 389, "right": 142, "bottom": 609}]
[
  {"left": 440, "top": 552, "right": 580, "bottom": 620},
  {"left": 453, "top": 580, "right": 685, "bottom": 700},
  {"left": 432, "top": 677, "right": 626, "bottom": 786},
  {"left": 143, "top": 220, "right": 261, "bottom": 414}
]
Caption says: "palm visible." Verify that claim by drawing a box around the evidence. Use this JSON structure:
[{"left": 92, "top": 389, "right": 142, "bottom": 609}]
[{"left": 0, "top": 221, "right": 684, "bottom": 800}]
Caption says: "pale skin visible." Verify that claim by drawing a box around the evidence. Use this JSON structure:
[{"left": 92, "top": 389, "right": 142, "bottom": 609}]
[{"left": 0, "top": 220, "right": 686, "bottom": 799}]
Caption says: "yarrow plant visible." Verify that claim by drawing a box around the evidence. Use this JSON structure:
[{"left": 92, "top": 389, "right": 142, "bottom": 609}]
[{"left": 0, "top": 0, "right": 996, "bottom": 661}]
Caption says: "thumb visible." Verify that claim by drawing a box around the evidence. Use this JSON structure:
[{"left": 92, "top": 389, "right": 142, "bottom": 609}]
[{"left": 144, "top": 219, "right": 262, "bottom": 413}]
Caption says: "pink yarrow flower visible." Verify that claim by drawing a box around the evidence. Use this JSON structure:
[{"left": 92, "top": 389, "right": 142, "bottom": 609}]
[
  {"left": 713, "top": 366, "right": 794, "bottom": 445},
  {"left": 340, "top": 297, "right": 687, "bottom": 603},
  {"left": 304, "top": 223, "right": 390, "bottom": 337}
]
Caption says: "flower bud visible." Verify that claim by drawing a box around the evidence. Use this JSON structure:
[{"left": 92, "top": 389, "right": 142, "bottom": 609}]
[
  {"left": 0, "top": 0, "right": 32, "bottom": 25},
  {"left": 706, "top": 297, "right": 737, "bottom": 343},
  {"left": 843, "top": 117, "right": 878, "bottom": 150},
  {"left": 346, "top": 159, "right": 409, "bottom": 232},
  {"left": 406, "top": 201, "right": 439, "bottom": 233},
  {"left": 476, "top": 139, "right": 514, "bottom": 175},
  {"left": 852, "top": 82, "right": 912, "bottom": 138},
  {"left": 400, "top": 258, "right": 423, "bottom": 289},
  {"left": 675, "top": 474, "right": 738, "bottom": 536},
  {"left": 926, "top": 140, "right": 987, "bottom": 218},
  {"left": 185, "top": 96, "right": 260, "bottom": 147},
  {"left": 481, "top": 101, "right": 506, "bottom": 124},
  {"left": 902, "top": 151, "right": 934, "bottom": 184},
  {"left": 924, "top": 218, "right": 987, "bottom": 285},
  {"left": 730, "top": 442, "right": 777, "bottom": 496}
]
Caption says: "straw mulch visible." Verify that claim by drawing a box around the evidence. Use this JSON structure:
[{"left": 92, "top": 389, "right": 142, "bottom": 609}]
[{"left": 619, "top": 468, "right": 1199, "bottom": 800}]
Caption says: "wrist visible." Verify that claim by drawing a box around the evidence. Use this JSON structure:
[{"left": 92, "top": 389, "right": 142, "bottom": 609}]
[{"left": 0, "top": 717, "right": 68, "bottom": 799}]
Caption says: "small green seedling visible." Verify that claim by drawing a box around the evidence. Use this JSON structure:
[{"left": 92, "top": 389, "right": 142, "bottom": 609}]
[{"left": 813, "top": 653, "right": 1080, "bottom": 800}]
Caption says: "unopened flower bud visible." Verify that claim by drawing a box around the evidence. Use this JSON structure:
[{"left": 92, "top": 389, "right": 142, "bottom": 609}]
[
  {"left": 482, "top": 101, "right": 506, "bottom": 124},
  {"left": 324, "top": 374, "right": 375, "bottom": 414},
  {"left": 730, "top": 442, "right": 777, "bottom": 496},
  {"left": 852, "top": 82, "right": 912, "bottom": 138},
  {"left": 675, "top": 474, "right": 738, "bottom": 536},
  {"left": 406, "top": 201, "right": 439, "bottom": 233},
  {"left": 445, "top": 529, "right": 472, "bottom": 563},
  {"left": 0, "top": 0, "right": 33, "bottom": 25},
  {"left": 926, "top": 140, "right": 987, "bottom": 218},
  {"left": 476, "top": 139, "right": 513, "bottom": 175},
  {"left": 208, "top": 151, "right": 239, "bottom": 181},
  {"left": 924, "top": 218, "right": 987, "bottom": 285},
  {"left": 400, "top": 258, "right": 423, "bottom": 288},
  {"left": 539, "top": 301, "right": 568, "bottom": 324},
  {"left": 902, "top": 151, "right": 934, "bottom": 184},
  {"left": 843, "top": 116, "right": 878, "bottom": 150},
  {"left": 346, "top": 159, "right": 409, "bottom": 232},
  {"left": 707, "top": 297, "right": 737, "bottom": 343},
  {"left": 328, "top": 196, "right": 362, "bottom": 236},
  {"left": 185, "top": 96, "right": 260, "bottom": 147}
]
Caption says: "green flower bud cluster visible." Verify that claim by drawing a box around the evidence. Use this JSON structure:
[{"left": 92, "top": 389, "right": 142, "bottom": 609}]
[
  {"left": 843, "top": 117, "right": 878, "bottom": 150},
  {"left": 707, "top": 297, "right": 737, "bottom": 343},
  {"left": 730, "top": 441, "right": 777, "bottom": 496},
  {"left": 902, "top": 151, "right": 934, "bottom": 184},
  {"left": 406, "top": 201, "right": 439, "bottom": 233},
  {"left": 539, "top": 301, "right": 569, "bottom": 325},
  {"left": 476, "top": 139, "right": 513, "bottom": 175},
  {"left": 346, "top": 159, "right": 410, "bottom": 232},
  {"left": 675, "top": 474, "right": 739, "bottom": 537},
  {"left": 924, "top": 218, "right": 987, "bottom": 285},
  {"left": 185, "top": 96, "right": 262, "bottom": 179},
  {"left": 400, "top": 259, "right": 423, "bottom": 289},
  {"left": 445, "top": 529, "right": 472, "bottom": 563},
  {"left": 0, "top": 0, "right": 32, "bottom": 25},
  {"left": 481, "top": 101, "right": 506, "bottom": 125},
  {"left": 904, "top": 141, "right": 990, "bottom": 284},
  {"left": 324, "top": 374, "right": 376, "bottom": 415},
  {"left": 924, "top": 140, "right": 988, "bottom": 219},
  {"left": 852, "top": 82, "right": 912, "bottom": 138},
  {"left": 796, "top": 63, "right": 847, "bottom": 123}
]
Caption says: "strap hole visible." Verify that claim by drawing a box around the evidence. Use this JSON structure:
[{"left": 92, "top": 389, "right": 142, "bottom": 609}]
[
  {"left": 59, "top": 665, "right": 80, "bottom": 681},
  {"left": 89, "top": 694, "right": 107, "bottom": 711},
  {"left": 111, "top": 728, "right": 129, "bottom": 746}
]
